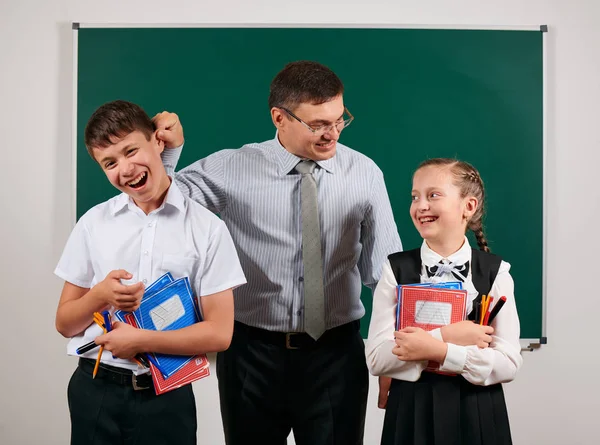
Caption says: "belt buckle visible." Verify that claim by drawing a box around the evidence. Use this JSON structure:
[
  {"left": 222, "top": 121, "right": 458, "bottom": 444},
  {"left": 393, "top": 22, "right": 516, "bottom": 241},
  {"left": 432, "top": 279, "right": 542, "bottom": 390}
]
[
  {"left": 285, "top": 333, "right": 300, "bottom": 350},
  {"left": 132, "top": 373, "right": 150, "bottom": 391}
]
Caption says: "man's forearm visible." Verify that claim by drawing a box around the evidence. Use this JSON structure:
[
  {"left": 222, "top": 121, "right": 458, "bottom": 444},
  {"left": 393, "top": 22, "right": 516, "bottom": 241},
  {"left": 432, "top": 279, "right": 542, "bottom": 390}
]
[{"left": 161, "top": 144, "right": 184, "bottom": 176}]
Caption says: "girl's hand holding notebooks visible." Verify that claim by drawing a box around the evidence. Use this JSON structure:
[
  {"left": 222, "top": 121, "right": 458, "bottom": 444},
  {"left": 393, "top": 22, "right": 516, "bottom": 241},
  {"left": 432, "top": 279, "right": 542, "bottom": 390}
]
[
  {"left": 393, "top": 327, "right": 448, "bottom": 363},
  {"left": 441, "top": 320, "right": 494, "bottom": 348}
]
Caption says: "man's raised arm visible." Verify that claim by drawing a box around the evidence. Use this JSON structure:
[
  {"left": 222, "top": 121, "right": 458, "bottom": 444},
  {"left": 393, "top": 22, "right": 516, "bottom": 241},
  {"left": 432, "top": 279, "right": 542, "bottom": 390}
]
[
  {"left": 154, "top": 111, "right": 185, "bottom": 175},
  {"left": 153, "top": 111, "right": 227, "bottom": 214}
]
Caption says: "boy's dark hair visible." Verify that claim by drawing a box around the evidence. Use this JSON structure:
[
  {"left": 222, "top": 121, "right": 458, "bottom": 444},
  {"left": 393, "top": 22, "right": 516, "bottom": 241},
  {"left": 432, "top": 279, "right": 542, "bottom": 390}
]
[
  {"left": 268, "top": 61, "right": 344, "bottom": 111},
  {"left": 84, "top": 100, "right": 155, "bottom": 159},
  {"left": 416, "top": 158, "right": 490, "bottom": 253}
]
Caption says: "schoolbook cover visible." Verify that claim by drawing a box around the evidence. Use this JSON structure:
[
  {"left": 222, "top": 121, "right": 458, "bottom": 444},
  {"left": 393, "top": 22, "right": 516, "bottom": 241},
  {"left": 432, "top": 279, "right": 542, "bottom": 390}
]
[
  {"left": 398, "top": 285, "right": 467, "bottom": 375},
  {"left": 395, "top": 281, "right": 463, "bottom": 330}
]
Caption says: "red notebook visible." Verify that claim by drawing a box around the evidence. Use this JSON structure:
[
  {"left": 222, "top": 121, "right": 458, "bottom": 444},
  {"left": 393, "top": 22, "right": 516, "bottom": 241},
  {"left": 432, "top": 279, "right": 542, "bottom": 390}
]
[
  {"left": 124, "top": 314, "right": 211, "bottom": 395},
  {"left": 150, "top": 355, "right": 210, "bottom": 395},
  {"left": 399, "top": 286, "right": 467, "bottom": 374}
]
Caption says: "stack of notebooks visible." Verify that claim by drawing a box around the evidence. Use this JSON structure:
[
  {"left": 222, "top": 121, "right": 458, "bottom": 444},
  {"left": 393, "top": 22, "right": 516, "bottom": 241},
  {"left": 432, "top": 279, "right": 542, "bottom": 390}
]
[
  {"left": 395, "top": 281, "right": 466, "bottom": 374},
  {"left": 115, "top": 272, "right": 210, "bottom": 395}
]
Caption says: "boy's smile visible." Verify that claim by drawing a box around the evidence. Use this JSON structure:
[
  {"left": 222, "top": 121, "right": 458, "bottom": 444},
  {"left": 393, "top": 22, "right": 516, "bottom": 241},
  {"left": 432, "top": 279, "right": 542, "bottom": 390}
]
[
  {"left": 93, "top": 130, "right": 170, "bottom": 214},
  {"left": 126, "top": 171, "right": 148, "bottom": 189}
]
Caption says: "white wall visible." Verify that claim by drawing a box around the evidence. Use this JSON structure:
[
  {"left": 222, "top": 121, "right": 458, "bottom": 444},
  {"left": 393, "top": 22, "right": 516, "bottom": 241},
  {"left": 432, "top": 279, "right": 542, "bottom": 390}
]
[{"left": 1, "top": 0, "right": 599, "bottom": 444}]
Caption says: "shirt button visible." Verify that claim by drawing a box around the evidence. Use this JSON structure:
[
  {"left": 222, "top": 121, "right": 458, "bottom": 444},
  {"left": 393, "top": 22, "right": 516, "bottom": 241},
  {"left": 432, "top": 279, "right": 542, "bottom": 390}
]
[
  {"left": 143, "top": 250, "right": 149, "bottom": 255},
  {"left": 296, "top": 310, "right": 302, "bottom": 316},
  {"left": 142, "top": 279, "right": 147, "bottom": 284},
  {"left": 148, "top": 222, "right": 153, "bottom": 227},
  {"left": 299, "top": 277, "right": 304, "bottom": 282}
]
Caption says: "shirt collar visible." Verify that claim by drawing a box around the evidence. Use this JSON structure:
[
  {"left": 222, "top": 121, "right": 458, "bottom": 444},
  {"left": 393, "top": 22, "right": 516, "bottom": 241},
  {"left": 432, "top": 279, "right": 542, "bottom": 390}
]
[
  {"left": 111, "top": 192, "right": 130, "bottom": 215},
  {"left": 272, "top": 132, "right": 336, "bottom": 176},
  {"left": 161, "top": 178, "right": 186, "bottom": 213},
  {"left": 420, "top": 236, "right": 472, "bottom": 267},
  {"left": 110, "top": 177, "right": 185, "bottom": 216}
]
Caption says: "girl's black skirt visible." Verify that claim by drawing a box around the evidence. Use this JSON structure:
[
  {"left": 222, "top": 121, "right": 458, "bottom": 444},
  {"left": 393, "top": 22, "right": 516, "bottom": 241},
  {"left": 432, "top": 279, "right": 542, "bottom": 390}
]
[{"left": 381, "top": 372, "right": 512, "bottom": 445}]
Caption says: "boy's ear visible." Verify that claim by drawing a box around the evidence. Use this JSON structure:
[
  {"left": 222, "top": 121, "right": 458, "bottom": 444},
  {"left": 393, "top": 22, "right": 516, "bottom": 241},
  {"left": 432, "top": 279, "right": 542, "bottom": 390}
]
[{"left": 154, "top": 130, "right": 165, "bottom": 153}]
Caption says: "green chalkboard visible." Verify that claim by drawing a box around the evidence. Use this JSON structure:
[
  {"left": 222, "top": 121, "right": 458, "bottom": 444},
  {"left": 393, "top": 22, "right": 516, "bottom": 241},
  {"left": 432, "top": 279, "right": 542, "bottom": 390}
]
[{"left": 76, "top": 27, "right": 544, "bottom": 341}]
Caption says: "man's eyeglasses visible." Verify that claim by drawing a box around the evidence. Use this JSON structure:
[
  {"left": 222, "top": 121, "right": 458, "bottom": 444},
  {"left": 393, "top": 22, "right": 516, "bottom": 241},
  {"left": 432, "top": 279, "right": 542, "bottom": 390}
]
[{"left": 280, "top": 106, "right": 354, "bottom": 136}]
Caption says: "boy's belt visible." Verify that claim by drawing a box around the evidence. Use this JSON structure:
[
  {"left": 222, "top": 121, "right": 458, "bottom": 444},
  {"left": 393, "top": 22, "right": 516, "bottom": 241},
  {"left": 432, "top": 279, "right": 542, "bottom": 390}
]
[{"left": 78, "top": 358, "right": 153, "bottom": 391}]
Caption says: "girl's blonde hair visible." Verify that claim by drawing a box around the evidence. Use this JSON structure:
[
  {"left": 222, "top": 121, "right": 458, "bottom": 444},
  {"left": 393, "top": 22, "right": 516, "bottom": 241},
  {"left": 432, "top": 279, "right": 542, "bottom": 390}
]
[{"left": 415, "top": 158, "right": 490, "bottom": 252}]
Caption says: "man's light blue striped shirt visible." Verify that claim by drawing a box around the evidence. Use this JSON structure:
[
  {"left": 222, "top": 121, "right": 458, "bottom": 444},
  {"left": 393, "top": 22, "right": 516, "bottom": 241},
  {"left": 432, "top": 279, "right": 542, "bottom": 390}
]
[{"left": 163, "top": 135, "right": 402, "bottom": 332}]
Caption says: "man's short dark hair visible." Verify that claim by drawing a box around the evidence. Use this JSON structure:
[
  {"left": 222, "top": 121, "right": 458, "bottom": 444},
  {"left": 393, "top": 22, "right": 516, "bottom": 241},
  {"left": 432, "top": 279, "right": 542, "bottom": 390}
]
[
  {"left": 84, "top": 100, "right": 155, "bottom": 160},
  {"left": 268, "top": 61, "right": 344, "bottom": 111}
]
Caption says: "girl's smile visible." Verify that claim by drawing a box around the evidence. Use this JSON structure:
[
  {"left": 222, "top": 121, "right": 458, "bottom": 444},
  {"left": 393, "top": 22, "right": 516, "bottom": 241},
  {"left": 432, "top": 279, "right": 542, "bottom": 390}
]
[{"left": 410, "top": 165, "right": 476, "bottom": 258}]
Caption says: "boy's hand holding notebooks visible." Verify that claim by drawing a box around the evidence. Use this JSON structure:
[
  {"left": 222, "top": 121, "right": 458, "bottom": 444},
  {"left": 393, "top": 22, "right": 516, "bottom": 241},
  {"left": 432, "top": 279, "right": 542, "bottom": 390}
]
[
  {"left": 115, "top": 273, "right": 211, "bottom": 395},
  {"left": 123, "top": 313, "right": 210, "bottom": 395},
  {"left": 396, "top": 283, "right": 467, "bottom": 374}
]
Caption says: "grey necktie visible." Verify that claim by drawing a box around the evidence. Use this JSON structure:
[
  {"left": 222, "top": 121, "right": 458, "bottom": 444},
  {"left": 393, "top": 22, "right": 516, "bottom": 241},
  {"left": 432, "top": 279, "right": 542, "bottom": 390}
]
[{"left": 295, "top": 160, "right": 325, "bottom": 340}]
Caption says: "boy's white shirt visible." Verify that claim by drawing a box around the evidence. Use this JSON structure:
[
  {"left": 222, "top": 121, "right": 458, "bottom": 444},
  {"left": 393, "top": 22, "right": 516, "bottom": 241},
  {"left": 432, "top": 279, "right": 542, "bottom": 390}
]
[
  {"left": 365, "top": 237, "right": 523, "bottom": 385},
  {"left": 55, "top": 179, "right": 247, "bottom": 371}
]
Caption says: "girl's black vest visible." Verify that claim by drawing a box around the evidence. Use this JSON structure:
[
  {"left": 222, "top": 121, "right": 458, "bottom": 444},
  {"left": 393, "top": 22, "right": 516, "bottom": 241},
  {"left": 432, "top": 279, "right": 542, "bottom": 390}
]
[{"left": 387, "top": 248, "right": 502, "bottom": 320}]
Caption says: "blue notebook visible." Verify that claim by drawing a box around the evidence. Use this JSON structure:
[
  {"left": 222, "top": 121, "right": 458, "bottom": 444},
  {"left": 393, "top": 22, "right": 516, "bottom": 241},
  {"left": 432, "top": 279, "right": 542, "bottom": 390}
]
[{"left": 115, "top": 273, "right": 202, "bottom": 378}]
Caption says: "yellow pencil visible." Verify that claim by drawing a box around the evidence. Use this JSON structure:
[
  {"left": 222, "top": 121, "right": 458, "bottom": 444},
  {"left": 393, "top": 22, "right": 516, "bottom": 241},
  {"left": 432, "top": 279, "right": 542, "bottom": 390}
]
[
  {"left": 485, "top": 296, "right": 492, "bottom": 320},
  {"left": 93, "top": 345, "right": 104, "bottom": 379},
  {"left": 480, "top": 295, "right": 488, "bottom": 325},
  {"left": 93, "top": 312, "right": 105, "bottom": 326},
  {"left": 485, "top": 295, "right": 491, "bottom": 323},
  {"left": 92, "top": 312, "right": 106, "bottom": 379},
  {"left": 479, "top": 296, "right": 483, "bottom": 325}
]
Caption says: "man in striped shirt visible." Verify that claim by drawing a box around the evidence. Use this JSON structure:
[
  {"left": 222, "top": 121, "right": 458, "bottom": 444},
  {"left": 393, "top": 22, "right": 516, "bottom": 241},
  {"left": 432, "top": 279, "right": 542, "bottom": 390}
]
[{"left": 155, "top": 61, "right": 402, "bottom": 445}]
